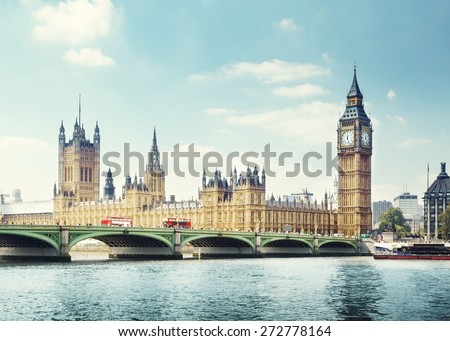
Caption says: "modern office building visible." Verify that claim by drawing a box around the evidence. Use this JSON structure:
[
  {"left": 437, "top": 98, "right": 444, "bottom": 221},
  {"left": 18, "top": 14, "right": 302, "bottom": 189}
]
[
  {"left": 393, "top": 192, "right": 419, "bottom": 217},
  {"left": 393, "top": 192, "right": 422, "bottom": 235},
  {"left": 372, "top": 200, "right": 392, "bottom": 227}
]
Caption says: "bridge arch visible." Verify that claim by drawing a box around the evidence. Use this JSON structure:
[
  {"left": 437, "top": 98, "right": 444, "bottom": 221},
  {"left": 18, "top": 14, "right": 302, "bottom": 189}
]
[
  {"left": 318, "top": 240, "right": 357, "bottom": 254},
  {"left": 0, "top": 231, "right": 59, "bottom": 252},
  {"left": 0, "top": 231, "right": 60, "bottom": 256},
  {"left": 260, "top": 237, "right": 314, "bottom": 256},
  {"left": 68, "top": 231, "right": 174, "bottom": 252},
  {"left": 261, "top": 237, "right": 314, "bottom": 250},
  {"left": 181, "top": 234, "right": 256, "bottom": 252}
]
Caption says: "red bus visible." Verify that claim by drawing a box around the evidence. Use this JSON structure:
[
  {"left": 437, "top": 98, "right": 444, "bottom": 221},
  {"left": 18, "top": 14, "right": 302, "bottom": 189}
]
[
  {"left": 101, "top": 217, "right": 132, "bottom": 227},
  {"left": 163, "top": 218, "right": 191, "bottom": 229}
]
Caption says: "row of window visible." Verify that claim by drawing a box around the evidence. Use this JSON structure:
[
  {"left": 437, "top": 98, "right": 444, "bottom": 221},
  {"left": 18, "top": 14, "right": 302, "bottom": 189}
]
[{"left": 63, "top": 167, "right": 94, "bottom": 182}]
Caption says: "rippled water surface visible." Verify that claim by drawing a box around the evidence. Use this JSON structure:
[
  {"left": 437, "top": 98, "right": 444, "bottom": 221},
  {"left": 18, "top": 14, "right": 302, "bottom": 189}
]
[{"left": 1, "top": 256, "right": 449, "bottom": 321}]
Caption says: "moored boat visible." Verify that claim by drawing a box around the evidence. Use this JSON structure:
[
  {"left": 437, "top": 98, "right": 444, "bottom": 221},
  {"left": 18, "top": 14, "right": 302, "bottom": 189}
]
[{"left": 373, "top": 242, "right": 450, "bottom": 260}]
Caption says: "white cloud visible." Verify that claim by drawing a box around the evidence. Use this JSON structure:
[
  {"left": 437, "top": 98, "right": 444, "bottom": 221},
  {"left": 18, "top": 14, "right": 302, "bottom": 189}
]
[
  {"left": 321, "top": 53, "right": 333, "bottom": 64},
  {"left": 272, "top": 84, "right": 327, "bottom": 98},
  {"left": 188, "top": 60, "right": 331, "bottom": 84},
  {"left": 0, "top": 137, "right": 54, "bottom": 201},
  {"left": 32, "top": 0, "right": 118, "bottom": 45},
  {"left": 205, "top": 108, "right": 235, "bottom": 116},
  {"left": 278, "top": 18, "right": 299, "bottom": 32},
  {"left": 387, "top": 90, "right": 396, "bottom": 100},
  {"left": 63, "top": 48, "right": 114, "bottom": 67},
  {"left": 395, "top": 138, "right": 432, "bottom": 149},
  {"left": 387, "top": 114, "right": 407, "bottom": 126},
  {"left": 226, "top": 101, "right": 341, "bottom": 143}
]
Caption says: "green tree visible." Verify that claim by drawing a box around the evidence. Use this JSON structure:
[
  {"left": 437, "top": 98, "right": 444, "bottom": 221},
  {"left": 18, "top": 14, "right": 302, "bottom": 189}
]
[
  {"left": 379, "top": 207, "right": 407, "bottom": 233},
  {"left": 418, "top": 227, "right": 425, "bottom": 239},
  {"left": 394, "top": 225, "right": 409, "bottom": 239},
  {"left": 438, "top": 206, "right": 450, "bottom": 241}
]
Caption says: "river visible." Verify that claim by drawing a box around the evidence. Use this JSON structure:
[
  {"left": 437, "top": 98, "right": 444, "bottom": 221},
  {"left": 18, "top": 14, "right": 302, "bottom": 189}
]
[{"left": 1, "top": 255, "right": 449, "bottom": 321}]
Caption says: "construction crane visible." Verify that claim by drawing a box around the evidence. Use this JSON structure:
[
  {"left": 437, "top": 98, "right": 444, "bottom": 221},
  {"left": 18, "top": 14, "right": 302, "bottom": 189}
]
[{"left": 291, "top": 188, "right": 313, "bottom": 201}]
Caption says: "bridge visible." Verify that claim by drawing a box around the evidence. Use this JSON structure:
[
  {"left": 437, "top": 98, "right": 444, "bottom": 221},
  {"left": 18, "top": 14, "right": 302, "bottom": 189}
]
[{"left": 0, "top": 225, "right": 368, "bottom": 261}]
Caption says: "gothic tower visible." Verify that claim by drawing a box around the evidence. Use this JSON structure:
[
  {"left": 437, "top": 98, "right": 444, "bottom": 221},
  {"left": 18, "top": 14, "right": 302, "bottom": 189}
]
[
  {"left": 337, "top": 68, "right": 372, "bottom": 236},
  {"left": 103, "top": 168, "right": 115, "bottom": 200},
  {"left": 55, "top": 97, "right": 100, "bottom": 207},
  {"left": 144, "top": 127, "right": 165, "bottom": 205}
]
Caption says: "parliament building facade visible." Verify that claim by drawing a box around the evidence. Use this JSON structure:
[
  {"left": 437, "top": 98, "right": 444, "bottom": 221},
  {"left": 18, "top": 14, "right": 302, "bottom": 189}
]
[{"left": 2, "top": 70, "right": 372, "bottom": 236}]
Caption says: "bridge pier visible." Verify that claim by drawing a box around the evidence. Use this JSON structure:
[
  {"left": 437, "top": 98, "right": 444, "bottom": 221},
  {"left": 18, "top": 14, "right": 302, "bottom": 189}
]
[
  {"left": 173, "top": 230, "right": 183, "bottom": 259},
  {"left": 59, "top": 226, "right": 71, "bottom": 262},
  {"left": 313, "top": 236, "right": 319, "bottom": 255},
  {"left": 254, "top": 234, "right": 262, "bottom": 257}
]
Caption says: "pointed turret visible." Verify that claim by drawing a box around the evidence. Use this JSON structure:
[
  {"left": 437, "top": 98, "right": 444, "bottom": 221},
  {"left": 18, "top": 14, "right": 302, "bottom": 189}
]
[
  {"left": 340, "top": 65, "right": 369, "bottom": 121},
  {"left": 81, "top": 124, "right": 86, "bottom": 139},
  {"left": 262, "top": 167, "right": 266, "bottom": 187},
  {"left": 73, "top": 118, "right": 80, "bottom": 140},
  {"left": 152, "top": 126, "right": 157, "bottom": 146},
  {"left": 149, "top": 126, "right": 161, "bottom": 170},
  {"left": 93, "top": 121, "right": 100, "bottom": 145},
  {"left": 103, "top": 168, "right": 115, "bottom": 200},
  {"left": 202, "top": 169, "right": 207, "bottom": 188},
  {"left": 59, "top": 121, "right": 65, "bottom": 145},
  {"left": 347, "top": 66, "right": 363, "bottom": 100}
]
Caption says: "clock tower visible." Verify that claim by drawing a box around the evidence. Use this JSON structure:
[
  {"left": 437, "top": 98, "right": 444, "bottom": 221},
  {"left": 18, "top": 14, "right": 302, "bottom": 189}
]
[{"left": 337, "top": 67, "right": 372, "bottom": 236}]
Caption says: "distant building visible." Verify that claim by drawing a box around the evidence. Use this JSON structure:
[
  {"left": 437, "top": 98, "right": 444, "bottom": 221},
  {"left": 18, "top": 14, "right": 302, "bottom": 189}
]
[
  {"left": 12, "top": 189, "right": 23, "bottom": 203},
  {"left": 394, "top": 192, "right": 419, "bottom": 217},
  {"left": 393, "top": 192, "right": 422, "bottom": 235},
  {"left": 372, "top": 200, "right": 392, "bottom": 226},
  {"left": 0, "top": 200, "right": 53, "bottom": 225},
  {"left": 423, "top": 162, "right": 450, "bottom": 238}
]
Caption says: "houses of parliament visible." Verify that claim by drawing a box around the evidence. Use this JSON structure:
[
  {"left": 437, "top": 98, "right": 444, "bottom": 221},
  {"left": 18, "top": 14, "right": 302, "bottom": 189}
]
[{"left": 1, "top": 70, "right": 373, "bottom": 237}]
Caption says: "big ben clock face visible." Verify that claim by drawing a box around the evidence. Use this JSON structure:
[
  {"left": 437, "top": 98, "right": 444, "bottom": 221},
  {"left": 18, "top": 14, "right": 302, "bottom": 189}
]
[
  {"left": 341, "top": 130, "right": 354, "bottom": 146},
  {"left": 362, "top": 131, "right": 370, "bottom": 146}
]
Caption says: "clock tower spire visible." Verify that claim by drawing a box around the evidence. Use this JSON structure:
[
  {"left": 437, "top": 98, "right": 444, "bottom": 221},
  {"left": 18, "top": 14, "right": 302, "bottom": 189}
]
[{"left": 337, "top": 68, "right": 373, "bottom": 237}]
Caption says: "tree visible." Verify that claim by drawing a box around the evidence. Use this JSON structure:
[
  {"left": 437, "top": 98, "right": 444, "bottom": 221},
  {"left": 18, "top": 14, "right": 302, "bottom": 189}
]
[
  {"left": 418, "top": 227, "right": 425, "bottom": 239},
  {"left": 438, "top": 206, "right": 450, "bottom": 241},
  {"left": 394, "top": 225, "right": 409, "bottom": 239},
  {"left": 379, "top": 207, "right": 408, "bottom": 233}
]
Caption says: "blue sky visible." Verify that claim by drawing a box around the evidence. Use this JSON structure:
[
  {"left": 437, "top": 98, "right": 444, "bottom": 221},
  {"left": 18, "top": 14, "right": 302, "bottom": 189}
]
[{"left": 1, "top": 0, "right": 450, "bottom": 204}]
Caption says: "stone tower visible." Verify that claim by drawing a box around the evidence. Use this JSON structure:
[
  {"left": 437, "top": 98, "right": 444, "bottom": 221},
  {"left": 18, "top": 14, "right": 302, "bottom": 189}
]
[
  {"left": 337, "top": 68, "right": 373, "bottom": 236},
  {"left": 119, "top": 127, "right": 166, "bottom": 226},
  {"left": 199, "top": 166, "right": 266, "bottom": 231},
  {"left": 103, "top": 168, "right": 115, "bottom": 200},
  {"left": 54, "top": 97, "right": 100, "bottom": 222}
]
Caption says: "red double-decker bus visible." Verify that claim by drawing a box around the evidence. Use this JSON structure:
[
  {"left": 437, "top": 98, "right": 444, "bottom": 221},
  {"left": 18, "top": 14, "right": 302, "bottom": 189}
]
[
  {"left": 100, "top": 217, "right": 132, "bottom": 227},
  {"left": 163, "top": 218, "right": 191, "bottom": 229}
]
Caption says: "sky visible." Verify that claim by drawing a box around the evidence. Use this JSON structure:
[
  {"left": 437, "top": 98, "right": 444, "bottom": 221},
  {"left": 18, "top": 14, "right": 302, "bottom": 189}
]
[{"left": 1, "top": 0, "right": 450, "bottom": 205}]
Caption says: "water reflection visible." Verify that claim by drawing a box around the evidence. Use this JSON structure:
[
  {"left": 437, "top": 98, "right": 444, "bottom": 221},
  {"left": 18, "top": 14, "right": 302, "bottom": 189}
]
[{"left": 327, "top": 259, "right": 386, "bottom": 320}]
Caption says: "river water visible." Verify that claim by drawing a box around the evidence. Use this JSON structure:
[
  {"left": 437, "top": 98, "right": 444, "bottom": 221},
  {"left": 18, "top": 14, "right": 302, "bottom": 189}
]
[{"left": 1, "top": 255, "right": 449, "bottom": 321}]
